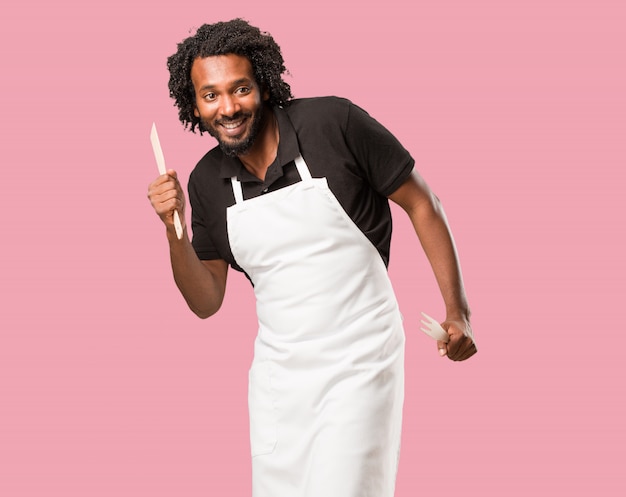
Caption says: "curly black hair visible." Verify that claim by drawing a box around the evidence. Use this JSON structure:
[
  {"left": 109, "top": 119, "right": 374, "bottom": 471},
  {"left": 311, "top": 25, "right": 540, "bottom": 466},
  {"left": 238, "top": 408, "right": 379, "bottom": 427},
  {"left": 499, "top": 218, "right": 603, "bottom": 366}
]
[{"left": 167, "top": 19, "right": 293, "bottom": 134}]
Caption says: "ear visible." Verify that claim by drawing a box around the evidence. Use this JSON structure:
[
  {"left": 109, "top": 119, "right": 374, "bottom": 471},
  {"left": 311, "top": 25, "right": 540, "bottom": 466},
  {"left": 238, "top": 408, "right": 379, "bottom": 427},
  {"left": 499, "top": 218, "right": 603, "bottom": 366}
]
[
  {"left": 193, "top": 106, "right": 200, "bottom": 118},
  {"left": 262, "top": 87, "right": 270, "bottom": 102}
]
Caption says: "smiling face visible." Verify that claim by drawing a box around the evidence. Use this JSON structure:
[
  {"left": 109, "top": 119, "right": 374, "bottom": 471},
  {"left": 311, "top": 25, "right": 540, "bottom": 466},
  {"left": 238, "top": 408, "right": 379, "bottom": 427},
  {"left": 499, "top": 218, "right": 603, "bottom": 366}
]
[{"left": 191, "top": 54, "right": 269, "bottom": 157}]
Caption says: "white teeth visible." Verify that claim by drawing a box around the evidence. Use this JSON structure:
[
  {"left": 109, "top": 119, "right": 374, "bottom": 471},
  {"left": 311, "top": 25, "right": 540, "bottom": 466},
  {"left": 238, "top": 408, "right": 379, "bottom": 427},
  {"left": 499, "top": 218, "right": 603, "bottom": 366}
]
[{"left": 221, "top": 120, "right": 243, "bottom": 129}]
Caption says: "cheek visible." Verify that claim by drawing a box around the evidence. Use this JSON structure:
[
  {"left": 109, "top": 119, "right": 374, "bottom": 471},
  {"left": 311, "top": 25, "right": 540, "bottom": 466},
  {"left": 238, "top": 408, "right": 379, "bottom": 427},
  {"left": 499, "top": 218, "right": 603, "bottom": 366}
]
[
  {"left": 194, "top": 102, "right": 217, "bottom": 121},
  {"left": 250, "top": 94, "right": 264, "bottom": 112}
]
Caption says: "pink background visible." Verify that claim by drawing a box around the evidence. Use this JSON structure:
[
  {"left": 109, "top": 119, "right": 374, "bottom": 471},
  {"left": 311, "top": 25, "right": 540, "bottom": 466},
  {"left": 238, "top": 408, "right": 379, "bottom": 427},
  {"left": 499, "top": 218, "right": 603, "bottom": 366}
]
[{"left": 1, "top": 1, "right": 624, "bottom": 495}]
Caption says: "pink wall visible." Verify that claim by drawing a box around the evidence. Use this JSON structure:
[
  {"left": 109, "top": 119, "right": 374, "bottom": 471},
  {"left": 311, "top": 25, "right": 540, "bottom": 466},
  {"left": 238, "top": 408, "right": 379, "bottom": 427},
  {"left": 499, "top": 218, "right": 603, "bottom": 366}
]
[{"left": 1, "top": 1, "right": 625, "bottom": 495}]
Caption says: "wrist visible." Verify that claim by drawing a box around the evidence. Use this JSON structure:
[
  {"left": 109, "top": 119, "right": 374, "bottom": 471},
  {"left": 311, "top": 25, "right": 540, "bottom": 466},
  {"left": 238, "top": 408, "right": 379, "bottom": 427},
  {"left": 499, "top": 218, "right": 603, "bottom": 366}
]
[
  {"left": 445, "top": 305, "right": 471, "bottom": 322},
  {"left": 166, "top": 224, "right": 187, "bottom": 244}
]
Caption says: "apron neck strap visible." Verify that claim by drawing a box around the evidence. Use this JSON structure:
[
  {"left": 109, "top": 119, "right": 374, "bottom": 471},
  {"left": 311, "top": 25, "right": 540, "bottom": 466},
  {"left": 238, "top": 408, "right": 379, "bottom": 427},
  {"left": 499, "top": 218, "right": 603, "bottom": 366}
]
[
  {"left": 294, "top": 155, "right": 312, "bottom": 181},
  {"left": 230, "top": 177, "right": 244, "bottom": 204}
]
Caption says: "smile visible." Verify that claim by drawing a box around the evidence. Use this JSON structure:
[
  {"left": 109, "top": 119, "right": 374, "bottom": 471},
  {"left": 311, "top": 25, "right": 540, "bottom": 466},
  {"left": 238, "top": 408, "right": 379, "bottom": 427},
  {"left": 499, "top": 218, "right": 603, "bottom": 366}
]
[
  {"left": 218, "top": 117, "right": 248, "bottom": 137},
  {"left": 221, "top": 119, "right": 244, "bottom": 129}
]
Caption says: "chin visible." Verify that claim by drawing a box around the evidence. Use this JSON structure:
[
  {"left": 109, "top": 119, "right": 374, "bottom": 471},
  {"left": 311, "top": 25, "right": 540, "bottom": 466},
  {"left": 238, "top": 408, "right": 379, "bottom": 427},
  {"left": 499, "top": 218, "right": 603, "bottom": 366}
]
[{"left": 219, "top": 136, "right": 254, "bottom": 157}]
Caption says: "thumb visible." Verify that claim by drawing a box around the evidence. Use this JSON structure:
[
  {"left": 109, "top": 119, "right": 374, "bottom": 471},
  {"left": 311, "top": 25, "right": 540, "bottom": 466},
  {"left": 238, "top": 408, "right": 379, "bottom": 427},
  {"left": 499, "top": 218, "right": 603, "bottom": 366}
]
[
  {"left": 437, "top": 340, "right": 448, "bottom": 357},
  {"left": 166, "top": 168, "right": 178, "bottom": 180}
]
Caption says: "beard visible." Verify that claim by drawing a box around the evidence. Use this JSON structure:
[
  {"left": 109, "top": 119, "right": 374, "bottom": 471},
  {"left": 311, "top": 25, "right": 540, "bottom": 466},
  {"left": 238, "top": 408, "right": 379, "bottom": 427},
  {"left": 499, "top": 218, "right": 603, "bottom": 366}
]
[{"left": 202, "top": 105, "right": 265, "bottom": 158}]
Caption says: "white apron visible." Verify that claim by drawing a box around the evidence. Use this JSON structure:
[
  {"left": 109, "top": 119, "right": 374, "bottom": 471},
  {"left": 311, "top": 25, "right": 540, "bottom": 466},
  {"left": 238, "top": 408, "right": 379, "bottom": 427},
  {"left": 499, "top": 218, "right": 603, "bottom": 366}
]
[{"left": 226, "top": 155, "right": 405, "bottom": 497}]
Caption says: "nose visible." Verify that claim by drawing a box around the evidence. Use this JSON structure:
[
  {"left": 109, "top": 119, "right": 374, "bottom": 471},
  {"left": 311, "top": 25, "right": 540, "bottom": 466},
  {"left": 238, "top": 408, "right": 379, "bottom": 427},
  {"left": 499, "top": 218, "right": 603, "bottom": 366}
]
[{"left": 219, "top": 94, "right": 240, "bottom": 118}]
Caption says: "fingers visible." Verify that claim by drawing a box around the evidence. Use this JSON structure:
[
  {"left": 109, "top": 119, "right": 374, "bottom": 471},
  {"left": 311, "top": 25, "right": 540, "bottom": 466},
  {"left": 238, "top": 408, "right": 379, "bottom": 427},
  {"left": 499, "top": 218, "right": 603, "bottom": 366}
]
[
  {"left": 440, "top": 319, "right": 477, "bottom": 361},
  {"left": 448, "top": 337, "right": 477, "bottom": 361},
  {"left": 148, "top": 171, "right": 179, "bottom": 192},
  {"left": 436, "top": 340, "right": 448, "bottom": 357},
  {"left": 147, "top": 172, "right": 185, "bottom": 222}
]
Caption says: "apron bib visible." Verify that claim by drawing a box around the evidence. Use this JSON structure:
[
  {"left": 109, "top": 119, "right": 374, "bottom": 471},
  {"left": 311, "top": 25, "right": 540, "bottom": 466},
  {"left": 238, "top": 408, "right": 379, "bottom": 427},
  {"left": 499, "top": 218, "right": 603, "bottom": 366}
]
[{"left": 226, "top": 155, "right": 405, "bottom": 497}]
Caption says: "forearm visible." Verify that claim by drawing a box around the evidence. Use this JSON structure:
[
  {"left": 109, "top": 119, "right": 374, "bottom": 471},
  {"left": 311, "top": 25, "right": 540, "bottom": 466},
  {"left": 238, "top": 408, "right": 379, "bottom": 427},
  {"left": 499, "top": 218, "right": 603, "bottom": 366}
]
[
  {"left": 410, "top": 197, "right": 470, "bottom": 320},
  {"left": 389, "top": 171, "right": 475, "bottom": 359},
  {"left": 167, "top": 227, "right": 227, "bottom": 319}
]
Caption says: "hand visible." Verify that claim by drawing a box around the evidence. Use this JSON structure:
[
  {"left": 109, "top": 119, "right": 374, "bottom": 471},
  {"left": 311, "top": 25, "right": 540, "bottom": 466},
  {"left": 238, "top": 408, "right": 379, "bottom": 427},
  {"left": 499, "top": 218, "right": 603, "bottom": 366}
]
[
  {"left": 147, "top": 169, "right": 186, "bottom": 236},
  {"left": 437, "top": 317, "right": 477, "bottom": 361}
]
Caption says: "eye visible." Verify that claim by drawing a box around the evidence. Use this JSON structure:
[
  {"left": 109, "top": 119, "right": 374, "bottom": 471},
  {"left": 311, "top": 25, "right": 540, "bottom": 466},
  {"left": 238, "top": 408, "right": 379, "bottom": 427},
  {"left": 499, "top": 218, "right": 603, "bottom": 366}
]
[
  {"left": 203, "top": 92, "right": 216, "bottom": 101},
  {"left": 235, "top": 86, "right": 251, "bottom": 95}
]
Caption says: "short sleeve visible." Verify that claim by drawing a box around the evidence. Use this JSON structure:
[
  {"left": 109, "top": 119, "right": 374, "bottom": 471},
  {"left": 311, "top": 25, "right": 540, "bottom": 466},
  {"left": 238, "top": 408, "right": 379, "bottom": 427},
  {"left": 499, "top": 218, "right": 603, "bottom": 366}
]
[
  {"left": 344, "top": 102, "right": 414, "bottom": 197},
  {"left": 188, "top": 170, "right": 222, "bottom": 261}
]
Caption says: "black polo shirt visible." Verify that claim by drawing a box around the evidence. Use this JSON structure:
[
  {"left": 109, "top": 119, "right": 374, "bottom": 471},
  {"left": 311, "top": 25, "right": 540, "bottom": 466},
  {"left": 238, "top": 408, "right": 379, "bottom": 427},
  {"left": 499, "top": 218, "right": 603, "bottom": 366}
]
[{"left": 188, "top": 96, "right": 415, "bottom": 274}]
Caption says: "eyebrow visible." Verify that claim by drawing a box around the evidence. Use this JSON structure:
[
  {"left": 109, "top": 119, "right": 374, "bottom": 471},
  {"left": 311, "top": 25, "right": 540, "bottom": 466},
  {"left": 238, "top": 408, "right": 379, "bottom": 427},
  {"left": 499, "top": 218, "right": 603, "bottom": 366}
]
[{"left": 198, "top": 78, "right": 254, "bottom": 93}]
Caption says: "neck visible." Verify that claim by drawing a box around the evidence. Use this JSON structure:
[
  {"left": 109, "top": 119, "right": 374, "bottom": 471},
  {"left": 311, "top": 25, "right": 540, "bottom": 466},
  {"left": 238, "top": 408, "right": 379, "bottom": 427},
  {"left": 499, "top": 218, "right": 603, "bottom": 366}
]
[{"left": 238, "top": 106, "right": 278, "bottom": 180}]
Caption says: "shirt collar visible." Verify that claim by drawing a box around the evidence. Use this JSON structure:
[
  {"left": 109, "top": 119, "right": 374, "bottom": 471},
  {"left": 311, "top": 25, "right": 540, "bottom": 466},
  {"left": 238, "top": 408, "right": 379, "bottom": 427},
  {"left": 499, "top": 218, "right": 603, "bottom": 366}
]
[{"left": 217, "top": 105, "right": 300, "bottom": 181}]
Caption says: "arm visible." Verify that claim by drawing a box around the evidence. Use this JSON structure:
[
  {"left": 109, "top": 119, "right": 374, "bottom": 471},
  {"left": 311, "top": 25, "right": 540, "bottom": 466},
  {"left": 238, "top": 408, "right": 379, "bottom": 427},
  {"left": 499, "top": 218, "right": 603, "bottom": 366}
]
[
  {"left": 148, "top": 170, "right": 228, "bottom": 319},
  {"left": 388, "top": 170, "right": 477, "bottom": 361}
]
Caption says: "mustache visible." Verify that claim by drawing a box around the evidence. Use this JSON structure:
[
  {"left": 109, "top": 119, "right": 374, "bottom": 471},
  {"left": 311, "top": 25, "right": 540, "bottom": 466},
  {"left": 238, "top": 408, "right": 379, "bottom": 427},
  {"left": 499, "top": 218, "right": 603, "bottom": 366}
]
[{"left": 216, "top": 112, "right": 252, "bottom": 125}]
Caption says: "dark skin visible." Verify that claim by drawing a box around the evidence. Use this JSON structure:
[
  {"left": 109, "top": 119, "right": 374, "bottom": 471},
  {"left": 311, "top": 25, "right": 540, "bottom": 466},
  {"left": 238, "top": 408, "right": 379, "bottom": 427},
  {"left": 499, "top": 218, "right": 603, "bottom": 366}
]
[
  {"left": 147, "top": 54, "right": 476, "bottom": 361},
  {"left": 192, "top": 54, "right": 276, "bottom": 178},
  {"left": 388, "top": 172, "right": 476, "bottom": 361}
]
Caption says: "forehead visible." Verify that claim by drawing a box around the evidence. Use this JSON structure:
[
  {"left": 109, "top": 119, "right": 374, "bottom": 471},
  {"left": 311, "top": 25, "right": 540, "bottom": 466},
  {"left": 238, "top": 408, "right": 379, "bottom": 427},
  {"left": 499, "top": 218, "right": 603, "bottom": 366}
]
[{"left": 190, "top": 54, "right": 256, "bottom": 89}]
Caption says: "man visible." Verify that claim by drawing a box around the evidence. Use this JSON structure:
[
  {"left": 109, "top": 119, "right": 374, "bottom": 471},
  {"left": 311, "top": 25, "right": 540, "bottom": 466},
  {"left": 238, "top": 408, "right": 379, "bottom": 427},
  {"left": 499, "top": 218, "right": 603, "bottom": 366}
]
[{"left": 148, "top": 19, "right": 476, "bottom": 497}]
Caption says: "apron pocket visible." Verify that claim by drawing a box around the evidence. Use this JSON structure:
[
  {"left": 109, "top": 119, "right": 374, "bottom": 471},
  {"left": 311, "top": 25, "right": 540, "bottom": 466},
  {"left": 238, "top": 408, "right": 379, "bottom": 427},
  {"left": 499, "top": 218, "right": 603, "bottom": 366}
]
[{"left": 248, "top": 360, "right": 278, "bottom": 457}]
